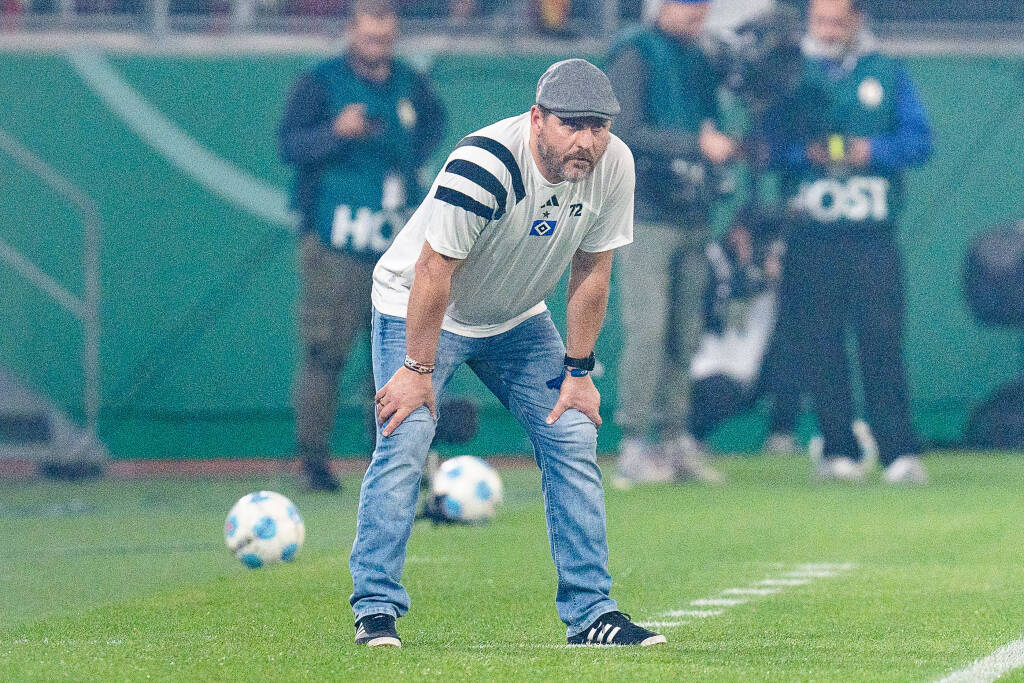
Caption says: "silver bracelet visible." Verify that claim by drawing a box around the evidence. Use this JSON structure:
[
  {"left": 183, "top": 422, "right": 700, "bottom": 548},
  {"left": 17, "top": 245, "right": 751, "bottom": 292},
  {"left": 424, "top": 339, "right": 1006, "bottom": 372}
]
[{"left": 404, "top": 355, "right": 435, "bottom": 374}]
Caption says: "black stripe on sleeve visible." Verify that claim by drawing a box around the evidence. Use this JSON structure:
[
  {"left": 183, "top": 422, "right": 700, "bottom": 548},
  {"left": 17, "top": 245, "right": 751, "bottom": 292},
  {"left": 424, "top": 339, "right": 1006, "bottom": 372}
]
[
  {"left": 444, "top": 158, "right": 509, "bottom": 219},
  {"left": 434, "top": 185, "right": 495, "bottom": 220},
  {"left": 454, "top": 135, "right": 526, "bottom": 205}
]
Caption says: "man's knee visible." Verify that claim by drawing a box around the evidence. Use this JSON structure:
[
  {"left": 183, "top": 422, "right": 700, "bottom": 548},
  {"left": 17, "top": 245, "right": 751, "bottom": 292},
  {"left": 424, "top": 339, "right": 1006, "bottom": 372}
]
[
  {"left": 381, "top": 408, "right": 436, "bottom": 443},
  {"left": 374, "top": 408, "right": 437, "bottom": 469},
  {"left": 366, "top": 410, "right": 436, "bottom": 501},
  {"left": 535, "top": 411, "right": 598, "bottom": 453}
]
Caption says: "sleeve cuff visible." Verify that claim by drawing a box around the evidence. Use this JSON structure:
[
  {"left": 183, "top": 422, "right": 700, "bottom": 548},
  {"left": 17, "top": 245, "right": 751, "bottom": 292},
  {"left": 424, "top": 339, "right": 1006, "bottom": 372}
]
[
  {"left": 867, "top": 137, "right": 893, "bottom": 169},
  {"left": 578, "top": 234, "right": 633, "bottom": 253},
  {"left": 425, "top": 233, "right": 469, "bottom": 260}
]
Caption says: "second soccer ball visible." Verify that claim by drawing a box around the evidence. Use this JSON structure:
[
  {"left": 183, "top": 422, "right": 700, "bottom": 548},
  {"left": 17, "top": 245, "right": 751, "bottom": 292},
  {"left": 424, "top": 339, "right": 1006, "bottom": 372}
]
[{"left": 430, "top": 456, "right": 503, "bottom": 523}]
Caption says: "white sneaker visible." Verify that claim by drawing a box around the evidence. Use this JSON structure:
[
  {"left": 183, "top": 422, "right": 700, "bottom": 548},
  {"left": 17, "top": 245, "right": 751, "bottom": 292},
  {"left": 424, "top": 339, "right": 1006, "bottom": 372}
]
[
  {"left": 664, "top": 434, "right": 725, "bottom": 484},
  {"left": 883, "top": 455, "right": 928, "bottom": 485},
  {"left": 613, "top": 439, "right": 675, "bottom": 489},
  {"left": 764, "top": 432, "right": 798, "bottom": 455},
  {"left": 852, "top": 420, "right": 879, "bottom": 470},
  {"left": 815, "top": 456, "right": 865, "bottom": 482}
]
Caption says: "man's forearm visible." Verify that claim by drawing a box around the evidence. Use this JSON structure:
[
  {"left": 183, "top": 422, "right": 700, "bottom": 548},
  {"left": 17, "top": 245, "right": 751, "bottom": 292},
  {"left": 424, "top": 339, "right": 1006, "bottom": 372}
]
[
  {"left": 565, "top": 252, "right": 613, "bottom": 358},
  {"left": 278, "top": 73, "right": 343, "bottom": 166},
  {"left": 405, "top": 252, "right": 455, "bottom": 365}
]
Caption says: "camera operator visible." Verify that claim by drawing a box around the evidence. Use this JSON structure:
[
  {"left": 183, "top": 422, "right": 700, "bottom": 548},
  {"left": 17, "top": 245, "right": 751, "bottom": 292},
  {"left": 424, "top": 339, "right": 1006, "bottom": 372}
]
[
  {"left": 765, "top": 0, "right": 934, "bottom": 483},
  {"left": 606, "top": 0, "right": 739, "bottom": 486}
]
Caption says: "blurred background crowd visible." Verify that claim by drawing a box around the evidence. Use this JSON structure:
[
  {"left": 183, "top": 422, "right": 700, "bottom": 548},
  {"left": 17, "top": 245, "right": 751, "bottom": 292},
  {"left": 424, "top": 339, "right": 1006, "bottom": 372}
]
[
  {"left": 0, "top": 0, "right": 1022, "bottom": 486},
  {"left": 1, "top": 0, "right": 1022, "bottom": 37}
]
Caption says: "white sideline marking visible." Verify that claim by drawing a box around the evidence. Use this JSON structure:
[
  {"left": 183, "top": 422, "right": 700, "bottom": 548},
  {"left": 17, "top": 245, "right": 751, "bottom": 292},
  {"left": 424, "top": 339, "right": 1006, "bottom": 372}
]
[
  {"left": 656, "top": 563, "right": 854, "bottom": 625},
  {"left": 691, "top": 598, "right": 746, "bottom": 607},
  {"left": 470, "top": 644, "right": 620, "bottom": 649},
  {"left": 795, "top": 563, "right": 856, "bottom": 571},
  {"left": 935, "top": 638, "right": 1024, "bottom": 683},
  {"left": 66, "top": 51, "right": 296, "bottom": 229},
  {"left": 469, "top": 563, "right": 857, "bottom": 649},
  {"left": 759, "top": 578, "right": 812, "bottom": 586},
  {"left": 404, "top": 556, "right": 450, "bottom": 564},
  {"left": 722, "top": 587, "right": 781, "bottom": 596}
]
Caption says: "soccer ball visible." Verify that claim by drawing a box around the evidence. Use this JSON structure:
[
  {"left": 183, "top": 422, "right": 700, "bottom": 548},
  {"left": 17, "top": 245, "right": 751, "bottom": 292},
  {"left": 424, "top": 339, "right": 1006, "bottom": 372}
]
[
  {"left": 430, "top": 455, "right": 503, "bottom": 523},
  {"left": 224, "top": 491, "right": 305, "bottom": 569}
]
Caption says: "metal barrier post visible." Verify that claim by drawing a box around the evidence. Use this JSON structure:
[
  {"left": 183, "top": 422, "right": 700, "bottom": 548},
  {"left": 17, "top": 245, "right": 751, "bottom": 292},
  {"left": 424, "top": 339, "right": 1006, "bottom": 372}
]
[{"left": 0, "top": 128, "right": 103, "bottom": 435}]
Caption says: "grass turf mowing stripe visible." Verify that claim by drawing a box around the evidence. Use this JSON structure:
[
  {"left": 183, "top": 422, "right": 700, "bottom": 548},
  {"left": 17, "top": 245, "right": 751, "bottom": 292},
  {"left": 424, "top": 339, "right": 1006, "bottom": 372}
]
[
  {"left": 722, "top": 587, "right": 781, "bottom": 596},
  {"left": 936, "top": 638, "right": 1024, "bottom": 683},
  {"left": 691, "top": 598, "right": 747, "bottom": 606},
  {"left": 794, "top": 563, "right": 857, "bottom": 571}
]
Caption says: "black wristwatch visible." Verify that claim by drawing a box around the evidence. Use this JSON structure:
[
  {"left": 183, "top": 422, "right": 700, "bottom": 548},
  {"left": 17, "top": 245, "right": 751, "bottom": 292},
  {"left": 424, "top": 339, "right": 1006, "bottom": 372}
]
[{"left": 564, "top": 352, "right": 596, "bottom": 376}]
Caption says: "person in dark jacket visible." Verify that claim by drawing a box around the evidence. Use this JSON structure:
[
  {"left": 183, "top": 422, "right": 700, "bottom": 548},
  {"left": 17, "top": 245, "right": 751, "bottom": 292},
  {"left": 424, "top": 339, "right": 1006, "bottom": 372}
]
[
  {"left": 606, "top": 0, "right": 738, "bottom": 485},
  {"left": 278, "top": 0, "right": 446, "bottom": 491},
  {"left": 766, "top": 0, "right": 933, "bottom": 483}
]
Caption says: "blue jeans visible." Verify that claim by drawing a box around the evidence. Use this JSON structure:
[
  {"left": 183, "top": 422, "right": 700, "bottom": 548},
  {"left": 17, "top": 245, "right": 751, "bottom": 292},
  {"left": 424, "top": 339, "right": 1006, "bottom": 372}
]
[{"left": 349, "top": 308, "right": 617, "bottom": 636}]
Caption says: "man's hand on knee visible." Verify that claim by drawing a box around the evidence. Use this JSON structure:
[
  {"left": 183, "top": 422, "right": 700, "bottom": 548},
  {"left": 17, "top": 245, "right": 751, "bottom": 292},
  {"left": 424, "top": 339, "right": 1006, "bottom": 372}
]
[
  {"left": 546, "top": 374, "right": 602, "bottom": 427},
  {"left": 375, "top": 367, "right": 437, "bottom": 437}
]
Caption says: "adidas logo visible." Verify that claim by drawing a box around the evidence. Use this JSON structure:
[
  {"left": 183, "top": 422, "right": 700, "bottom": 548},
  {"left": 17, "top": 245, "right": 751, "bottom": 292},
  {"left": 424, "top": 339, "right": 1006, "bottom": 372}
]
[{"left": 540, "top": 195, "right": 559, "bottom": 209}]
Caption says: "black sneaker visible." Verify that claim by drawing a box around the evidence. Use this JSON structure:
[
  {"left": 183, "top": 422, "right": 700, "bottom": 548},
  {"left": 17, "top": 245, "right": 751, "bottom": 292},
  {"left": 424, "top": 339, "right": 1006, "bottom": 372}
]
[
  {"left": 299, "top": 459, "right": 341, "bottom": 493},
  {"left": 354, "top": 614, "right": 401, "bottom": 647},
  {"left": 568, "top": 611, "right": 666, "bottom": 646}
]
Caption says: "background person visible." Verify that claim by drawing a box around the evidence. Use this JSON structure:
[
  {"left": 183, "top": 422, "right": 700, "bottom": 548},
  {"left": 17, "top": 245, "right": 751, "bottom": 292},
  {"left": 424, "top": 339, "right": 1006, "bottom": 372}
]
[
  {"left": 278, "top": 0, "right": 446, "bottom": 491},
  {"left": 605, "top": 0, "right": 738, "bottom": 485},
  {"left": 766, "top": 0, "right": 933, "bottom": 482}
]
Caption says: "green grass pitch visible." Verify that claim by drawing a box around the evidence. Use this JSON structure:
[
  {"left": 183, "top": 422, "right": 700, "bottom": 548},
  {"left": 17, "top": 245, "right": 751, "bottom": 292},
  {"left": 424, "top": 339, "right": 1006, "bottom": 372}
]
[{"left": 2, "top": 454, "right": 1024, "bottom": 681}]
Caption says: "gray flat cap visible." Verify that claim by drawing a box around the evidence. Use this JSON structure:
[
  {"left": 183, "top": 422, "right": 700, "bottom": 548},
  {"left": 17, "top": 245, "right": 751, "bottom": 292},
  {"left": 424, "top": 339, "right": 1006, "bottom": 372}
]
[{"left": 535, "top": 58, "right": 621, "bottom": 120}]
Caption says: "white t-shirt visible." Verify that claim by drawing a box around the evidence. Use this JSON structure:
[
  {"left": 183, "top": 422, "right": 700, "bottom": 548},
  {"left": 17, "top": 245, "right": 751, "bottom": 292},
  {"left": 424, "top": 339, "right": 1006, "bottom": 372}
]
[{"left": 372, "top": 112, "right": 635, "bottom": 338}]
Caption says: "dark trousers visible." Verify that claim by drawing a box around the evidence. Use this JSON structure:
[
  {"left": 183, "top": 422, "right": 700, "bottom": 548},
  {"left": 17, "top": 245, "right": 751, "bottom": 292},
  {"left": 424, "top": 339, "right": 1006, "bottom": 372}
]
[
  {"left": 780, "top": 232, "right": 920, "bottom": 465},
  {"left": 294, "top": 233, "right": 375, "bottom": 461},
  {"left": 759, "top": 293, "right": 804, "bottom": 435}
]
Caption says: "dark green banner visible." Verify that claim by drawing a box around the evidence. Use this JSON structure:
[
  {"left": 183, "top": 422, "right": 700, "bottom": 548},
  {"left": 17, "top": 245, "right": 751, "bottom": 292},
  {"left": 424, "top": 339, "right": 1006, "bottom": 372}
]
[{"left": 0, "top": 52, "right": 1021, "bottom": 458}]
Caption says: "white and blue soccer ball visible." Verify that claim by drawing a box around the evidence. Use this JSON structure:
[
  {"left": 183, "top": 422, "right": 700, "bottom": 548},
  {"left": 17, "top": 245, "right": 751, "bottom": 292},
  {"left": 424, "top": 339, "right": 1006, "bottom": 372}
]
[
  {"left": 430, "top": 455, "right": 503, "bottom": 523},
  {"left": 224, "top": 491, "right": 305, "bottom": 569}
]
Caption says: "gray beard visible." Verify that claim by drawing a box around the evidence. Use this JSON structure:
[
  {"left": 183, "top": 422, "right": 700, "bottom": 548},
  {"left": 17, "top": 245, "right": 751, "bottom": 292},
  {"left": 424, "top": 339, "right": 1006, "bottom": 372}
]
[
  {"left": 537, "top": 140, "right": 592, "bottom": 183},
  {"left": 536, "top": 139, "right": 566, "bottom": 182}
]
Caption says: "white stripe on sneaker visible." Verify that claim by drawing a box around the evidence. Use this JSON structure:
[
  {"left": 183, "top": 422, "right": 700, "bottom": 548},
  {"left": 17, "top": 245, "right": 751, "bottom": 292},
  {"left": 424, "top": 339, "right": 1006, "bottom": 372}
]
[{"left": 607, "top": 626, "right": 621, "bottom": 643}]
